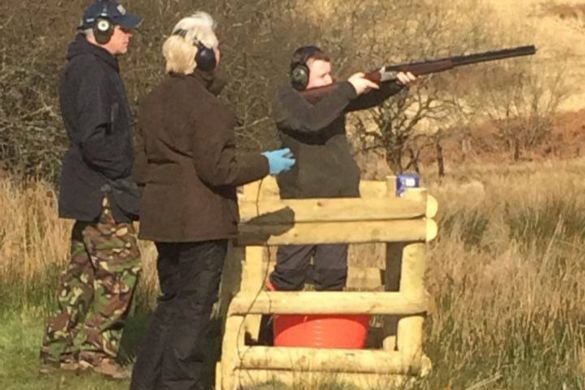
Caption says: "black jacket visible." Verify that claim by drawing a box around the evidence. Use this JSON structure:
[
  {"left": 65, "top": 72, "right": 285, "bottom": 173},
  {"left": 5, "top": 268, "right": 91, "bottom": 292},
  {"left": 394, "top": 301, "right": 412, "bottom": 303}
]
[
  {"left": 58, "top": 34, "right": 138, "bottom": 222},
  {"left": 274, "top": 81, "right": 404, "bottom": 198}
]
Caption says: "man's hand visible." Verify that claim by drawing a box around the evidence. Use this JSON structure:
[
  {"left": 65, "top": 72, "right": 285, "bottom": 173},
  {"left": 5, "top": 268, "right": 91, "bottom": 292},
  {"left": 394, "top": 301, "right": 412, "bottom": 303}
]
[
  {"left": 395, "top": 71, "right": 417, "bottom": 86},
  {"left": 348, "top": 72, "right": 380, "bottom": 95}
]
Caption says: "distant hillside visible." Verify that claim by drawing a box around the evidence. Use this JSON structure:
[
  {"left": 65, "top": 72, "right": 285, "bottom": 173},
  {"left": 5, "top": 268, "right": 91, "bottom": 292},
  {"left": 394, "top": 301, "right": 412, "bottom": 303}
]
[
  {"left": 308, "top": 0, "right": 585, "bottom": 111},
  {"left": 491, "top": 0, "right": 585, "bottom": 111}
]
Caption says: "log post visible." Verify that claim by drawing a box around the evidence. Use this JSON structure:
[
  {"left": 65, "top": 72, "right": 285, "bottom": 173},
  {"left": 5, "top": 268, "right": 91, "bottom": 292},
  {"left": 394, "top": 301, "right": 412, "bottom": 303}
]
[
  {"left": 220, "top": 315, "right": 245, "bottom": 390},
  {"left": 383, "top": 243, "right": 403, "bottom": 351},
  {"left": 383, "top": 175, "right": 401, "bottom": 351},
  {"left": 240, "top": 246, "right": 266, "bottom": 293},
  {"left": 240, "top": 246, "right": 267, "bottom": 343},
  {"left": 217, "top": 244, "right": 243, "bottom": 322},
  {"left": 395, "top": 188, "right": 428, "bottom": 372}
]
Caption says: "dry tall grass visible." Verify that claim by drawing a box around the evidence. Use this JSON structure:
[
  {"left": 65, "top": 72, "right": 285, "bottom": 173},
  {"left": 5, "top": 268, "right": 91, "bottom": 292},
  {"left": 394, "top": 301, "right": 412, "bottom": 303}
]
[
  {"left": 1, "top": 159, "right": 585, "bottom": 388},
  {"left": 0, "top": 178, "right": 70, "bottom": 307},
  {"left": 421, "top": 158, "right": 585, "bottom": 388},
  {"left": 0, "top": 178, "right": 158, "bottom": 309}
]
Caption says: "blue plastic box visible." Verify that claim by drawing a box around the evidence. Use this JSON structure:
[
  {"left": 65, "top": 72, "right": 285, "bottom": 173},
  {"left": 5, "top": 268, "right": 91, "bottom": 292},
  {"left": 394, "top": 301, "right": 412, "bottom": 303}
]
[{"left": 396, "top": 173, "right": 420, "bottom": 197}]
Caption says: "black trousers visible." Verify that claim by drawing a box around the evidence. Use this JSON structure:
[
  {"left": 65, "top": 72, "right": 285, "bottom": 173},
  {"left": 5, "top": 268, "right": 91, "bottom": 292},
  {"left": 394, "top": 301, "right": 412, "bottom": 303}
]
[
  {"left": 269, "top": 244, "right": 348, "bottom": 291},
  {"left": 130, "top": 240, "right": 227, "bottom": 390}
]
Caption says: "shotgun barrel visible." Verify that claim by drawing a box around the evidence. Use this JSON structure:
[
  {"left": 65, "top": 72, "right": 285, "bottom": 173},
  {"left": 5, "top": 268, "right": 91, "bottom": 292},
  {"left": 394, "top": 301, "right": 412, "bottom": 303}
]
[{"left": 300, "top": 45, "right": 537, "bottom": 104}]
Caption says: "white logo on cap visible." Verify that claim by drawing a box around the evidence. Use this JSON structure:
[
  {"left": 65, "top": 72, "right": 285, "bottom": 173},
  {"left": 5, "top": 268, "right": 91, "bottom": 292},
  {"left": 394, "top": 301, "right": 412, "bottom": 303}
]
[{"left": 117, "top": 4, "right": 127, "bottom": 15}]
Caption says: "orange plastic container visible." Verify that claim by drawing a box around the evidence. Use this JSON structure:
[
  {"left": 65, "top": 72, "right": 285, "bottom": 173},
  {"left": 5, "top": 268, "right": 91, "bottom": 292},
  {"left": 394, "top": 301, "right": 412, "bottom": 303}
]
[{"left": 273, "top": 314, "right": 370, "bottom": 348}]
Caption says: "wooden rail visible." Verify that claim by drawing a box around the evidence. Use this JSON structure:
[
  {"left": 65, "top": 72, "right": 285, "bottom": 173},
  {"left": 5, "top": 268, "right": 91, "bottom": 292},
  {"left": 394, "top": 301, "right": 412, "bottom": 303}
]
[{"left": 217, "top": 176, "right": 437, "bottom": 389}]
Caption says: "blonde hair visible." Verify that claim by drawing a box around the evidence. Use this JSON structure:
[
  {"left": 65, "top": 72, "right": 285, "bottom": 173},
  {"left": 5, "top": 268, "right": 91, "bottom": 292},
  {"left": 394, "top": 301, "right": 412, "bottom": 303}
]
[{"left": 162, "top": 12, "right": 219, "bottom": 75}]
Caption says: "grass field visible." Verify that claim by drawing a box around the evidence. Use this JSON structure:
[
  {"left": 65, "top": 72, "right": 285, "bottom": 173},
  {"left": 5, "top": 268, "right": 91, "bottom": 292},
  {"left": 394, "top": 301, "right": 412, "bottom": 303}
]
[{"left": 1, "top": 158, "right": 585, "bottom": 389}]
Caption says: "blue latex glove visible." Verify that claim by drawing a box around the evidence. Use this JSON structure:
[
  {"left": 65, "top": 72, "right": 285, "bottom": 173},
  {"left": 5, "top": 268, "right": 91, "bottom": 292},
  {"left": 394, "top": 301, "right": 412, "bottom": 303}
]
[{"left": 261, "top": 148, "right": 296, "bottom": 175}]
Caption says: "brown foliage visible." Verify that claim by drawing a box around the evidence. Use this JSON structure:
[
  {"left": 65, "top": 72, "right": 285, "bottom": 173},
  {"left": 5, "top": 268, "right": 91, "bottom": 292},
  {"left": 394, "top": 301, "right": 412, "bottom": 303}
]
[{"left": 0, "top": 0, "right": 575, "bottom": 180}]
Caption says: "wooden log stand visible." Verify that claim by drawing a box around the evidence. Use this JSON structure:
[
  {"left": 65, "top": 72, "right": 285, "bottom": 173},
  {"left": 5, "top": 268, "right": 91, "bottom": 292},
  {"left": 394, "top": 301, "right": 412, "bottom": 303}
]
[{"left": 216, "top": 176, "right": 438, "bottom": 389}]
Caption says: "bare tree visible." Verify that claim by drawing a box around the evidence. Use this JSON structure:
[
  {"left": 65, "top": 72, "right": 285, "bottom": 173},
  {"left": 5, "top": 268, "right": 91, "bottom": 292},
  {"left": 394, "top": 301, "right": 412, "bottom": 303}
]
[
  {"left": 468, "top": 59, "right": 573, "bottom": 161},
  {"left": 1, "top": 0, "right": 574, "bottom": 180},
  {"left": 342, "top": 0, "right": 498, "bottom": 174}
]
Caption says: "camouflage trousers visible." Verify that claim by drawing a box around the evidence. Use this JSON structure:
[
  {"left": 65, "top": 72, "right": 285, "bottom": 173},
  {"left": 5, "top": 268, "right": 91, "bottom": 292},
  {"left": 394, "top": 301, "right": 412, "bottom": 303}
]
[{"left": 40, "top": 198, "right": 141, "bottom": 366}]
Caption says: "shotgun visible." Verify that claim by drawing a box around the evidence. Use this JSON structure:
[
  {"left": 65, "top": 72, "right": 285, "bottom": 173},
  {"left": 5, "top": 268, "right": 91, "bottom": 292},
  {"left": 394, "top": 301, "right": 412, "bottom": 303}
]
[{"left": 300, "top": 45, "right": 537, "bottom": 104}]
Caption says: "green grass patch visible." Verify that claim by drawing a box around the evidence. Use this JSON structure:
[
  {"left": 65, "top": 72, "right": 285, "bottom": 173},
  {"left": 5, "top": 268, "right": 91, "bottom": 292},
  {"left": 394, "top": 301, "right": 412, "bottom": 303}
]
[{"left": 0, "top": 308, "right": 137, "bottom": 390}]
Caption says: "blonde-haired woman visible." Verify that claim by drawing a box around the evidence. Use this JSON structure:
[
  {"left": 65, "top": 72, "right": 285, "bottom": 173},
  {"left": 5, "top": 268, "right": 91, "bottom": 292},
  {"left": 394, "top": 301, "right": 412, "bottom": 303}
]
[{"left": 130, "top": 12, "right": 294, "bottom": 390}]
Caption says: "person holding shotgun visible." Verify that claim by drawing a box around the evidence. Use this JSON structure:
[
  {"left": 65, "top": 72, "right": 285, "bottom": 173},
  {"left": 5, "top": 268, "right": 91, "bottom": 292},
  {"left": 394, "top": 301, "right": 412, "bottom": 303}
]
[
  {"left": 259, "top": 43, "right": 536, "bottom": 343},
  {"left": 267, "top": 45, "right": 416, "bottom": 294}
]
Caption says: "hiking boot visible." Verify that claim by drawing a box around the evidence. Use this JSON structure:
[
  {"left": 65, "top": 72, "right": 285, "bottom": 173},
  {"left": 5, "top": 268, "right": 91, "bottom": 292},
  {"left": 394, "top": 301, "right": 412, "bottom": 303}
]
[
  {"left": 39, "top": 360, "right": 79, "bottom": 375},
  {"left": 79, "top": 358, "right": 132, "bottom": 380}
]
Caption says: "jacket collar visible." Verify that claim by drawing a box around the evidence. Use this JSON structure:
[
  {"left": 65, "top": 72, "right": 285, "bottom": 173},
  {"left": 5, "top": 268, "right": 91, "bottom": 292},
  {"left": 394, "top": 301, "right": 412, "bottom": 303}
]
[
  {"left": 67, "top": 34, "right": 119, "bottom": 71},
  {"left": 189, "top": 69, "right": 226, "bottom": 96}
]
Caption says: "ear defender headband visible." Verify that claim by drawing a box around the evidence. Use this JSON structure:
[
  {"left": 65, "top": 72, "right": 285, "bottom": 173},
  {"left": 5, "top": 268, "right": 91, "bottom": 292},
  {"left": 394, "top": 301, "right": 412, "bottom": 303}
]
[
  {"left": 290, "top": 45, "right": 323, "bottom": 91},
  {"left": 93, "top": 2, "right": 114, "bottom": 45},
  {"left": 173, "top": 28, "right": 217, "bottom": 72}
]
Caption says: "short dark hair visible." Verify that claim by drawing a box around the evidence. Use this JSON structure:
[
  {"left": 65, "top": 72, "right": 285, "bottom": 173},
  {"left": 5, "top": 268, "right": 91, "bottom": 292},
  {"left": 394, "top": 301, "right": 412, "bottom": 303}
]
[{"left": 289, "top": 45, "right": 330, "bottom": 73}]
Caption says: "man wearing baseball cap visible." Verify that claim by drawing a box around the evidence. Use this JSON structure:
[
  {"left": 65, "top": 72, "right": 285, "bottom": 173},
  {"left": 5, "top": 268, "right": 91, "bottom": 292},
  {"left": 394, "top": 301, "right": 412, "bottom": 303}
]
[
  {"left": 80, "top": 0, "right": 142, "bottom": 33},
  {"left": 39, "top": 0, "right": 142, "bottom": 379}
]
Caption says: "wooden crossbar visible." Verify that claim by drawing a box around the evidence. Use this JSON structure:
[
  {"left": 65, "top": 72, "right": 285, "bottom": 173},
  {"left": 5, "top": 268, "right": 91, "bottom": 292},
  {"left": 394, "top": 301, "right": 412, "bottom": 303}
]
[
  {"left": 241, "top": 178, "right": 399, "bottom": 200},
  {"left": 237, "top": 218, "right": 438, "bottom": 246},
  {"left": 228, "top": 291, "right": 428, "bottom": 315},
  {"left": 237, "top": 346, "right": 418, "bottom": 374},
  {"left": 233, "top": 369, "right": 411, "bottom": 389},
  {"left": 239, "top": 197, "right": 428, "bottom": 223}
]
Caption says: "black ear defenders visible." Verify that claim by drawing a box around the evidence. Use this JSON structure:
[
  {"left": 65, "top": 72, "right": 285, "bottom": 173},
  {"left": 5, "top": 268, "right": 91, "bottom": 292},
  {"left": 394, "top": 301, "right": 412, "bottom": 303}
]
[
  {"left": 289, "top": 45, "right": 323, "bottom": 91},
  {"left": 173, "top": 28, "right": 217, "bottom": 72},
  {"left": 94, "top": 17, "right": 114, "bottom": 44},
  {"left": 194, "top": 40, "right": 217, "bottom": 71},
  {"left": 93, "top": 3, "right": 114, "bottom": 44}
]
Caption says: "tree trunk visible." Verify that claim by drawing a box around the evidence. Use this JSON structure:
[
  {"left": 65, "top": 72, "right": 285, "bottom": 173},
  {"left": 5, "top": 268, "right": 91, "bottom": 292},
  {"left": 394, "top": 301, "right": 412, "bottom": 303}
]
[
  {"left": 435, "top": 138, "right": 445, "bottom": 177},
  {"left": 387, "top": 148, "right": 403, "bottom": 174},
  {"left": 406, "top": 148, "right": 420, "bottom": 174},
  {"left": 513, "top": 138, "right": 521, "bottom": 161}
]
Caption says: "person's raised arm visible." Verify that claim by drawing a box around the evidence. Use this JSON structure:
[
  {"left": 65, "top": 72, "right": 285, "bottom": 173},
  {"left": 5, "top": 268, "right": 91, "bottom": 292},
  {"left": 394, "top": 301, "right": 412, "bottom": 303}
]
[
  {"left": 274, "top": 73, "right": 379, "bottom": 133},
  {"left": 346, "top": 71, "right": 416, "bottom": 112}
]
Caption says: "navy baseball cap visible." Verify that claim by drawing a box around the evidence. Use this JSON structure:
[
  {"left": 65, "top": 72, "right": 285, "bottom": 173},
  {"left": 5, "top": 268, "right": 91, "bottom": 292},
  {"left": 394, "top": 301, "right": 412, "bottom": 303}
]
[{"left": 80, "top": 0, "right": 142, "bottom": 30}]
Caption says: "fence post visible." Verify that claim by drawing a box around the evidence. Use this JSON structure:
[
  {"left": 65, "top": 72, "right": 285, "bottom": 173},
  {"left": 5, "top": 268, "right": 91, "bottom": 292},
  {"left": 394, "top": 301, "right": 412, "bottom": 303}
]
[
  {"left": 396, "top": 188, "right": 428, "bottom": 372},
  {"left": 383, "top": 176, "right": 401, "bottom": 351},
  {"left": 221, "top": 314, "right": 245, "bottom": 390},
  {"left": 240, "top": 246, "right": 267, "bottom": 342}
]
